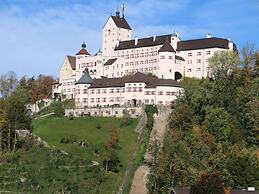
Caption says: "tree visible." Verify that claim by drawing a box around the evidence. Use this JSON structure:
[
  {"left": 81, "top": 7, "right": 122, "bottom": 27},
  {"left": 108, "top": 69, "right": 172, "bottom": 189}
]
[
  {"left": 190, "top": 172, "right": 225, "bottom": 194},
  {"left": 204, "top": 107, "right": 231, "bottom": 143},
  {"left": 105, "top": 127, "right": 119, "bottom": 149},
  {"left": 227, "top": 149, "right": 259, "bottom": 188},
  {"left": 5, "top": 93, "right": 32, "bottom": 152},
  {"left": 241, "top": 43, "right": 256, "bottom": 69},
  {"left": 0, "top": 71, "right": 18, "bottom": 97},
  {"left": 170, "top": 104, "right": 193, "bottom": 132},
  {"left": 52, "top": 101, "right": 65, "bottom": 117},
  {"left": 30, "top": 75, "right": 55, "bottom": 103},
  {"left": 209, "top": 51, "right": 240, "bottom": 79},
  {"left": 0, "top": 101, "right": 8, "bottom": 154}
]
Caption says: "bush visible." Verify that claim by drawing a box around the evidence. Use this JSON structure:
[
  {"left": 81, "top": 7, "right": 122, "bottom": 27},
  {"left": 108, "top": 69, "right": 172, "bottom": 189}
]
[
  {"left": 68, "top": 112, "right": 74, "bottom": 120},
  {"left": 60, "top": 137, "right": 77, "bottom": 144},
  {"left": 95, "top": 123, "right": 101, "bottom": 129},
  {"left": 52, "top": 101, "right": 65, "bottom": 117},
  {"left": 120, "top": 113, "right": 133, "bottom": 127}
]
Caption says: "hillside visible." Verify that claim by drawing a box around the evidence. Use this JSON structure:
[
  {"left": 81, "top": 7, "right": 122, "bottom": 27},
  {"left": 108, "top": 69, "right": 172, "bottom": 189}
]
[{"left": 0, "top": 116, "right": 138, "bottom": 193}]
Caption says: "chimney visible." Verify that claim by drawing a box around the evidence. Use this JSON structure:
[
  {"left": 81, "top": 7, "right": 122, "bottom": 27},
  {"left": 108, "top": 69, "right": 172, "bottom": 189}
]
[
  {"left": 206, "top": 33, "right": 211, "bottom": 38},
  {"left": 153, "top": 35, "right": 156, "bottom": 42},
  {"left": 135, "top": 36, "right": 138, "bottom": 45},
  {"left": 175, "top": 31, "right": 179, "bottom": 37}
]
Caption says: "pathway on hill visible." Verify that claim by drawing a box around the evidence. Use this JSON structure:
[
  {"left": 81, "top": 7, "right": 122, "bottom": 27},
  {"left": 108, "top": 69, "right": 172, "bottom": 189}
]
[
  {"left": 117, "top": 112, "right": 147, "bottom": 194},
  {"left": 129, "top": 106, "right": 172, "bottom": 194}
]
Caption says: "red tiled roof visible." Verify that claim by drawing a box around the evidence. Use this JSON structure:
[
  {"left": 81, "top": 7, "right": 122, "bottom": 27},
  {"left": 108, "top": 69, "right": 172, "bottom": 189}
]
[{"left": 76, "top": 48, "right": 90, "bottom": 56}]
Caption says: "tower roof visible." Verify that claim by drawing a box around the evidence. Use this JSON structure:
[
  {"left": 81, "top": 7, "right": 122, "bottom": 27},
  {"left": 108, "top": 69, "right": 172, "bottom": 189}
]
[
  {"left": 76, "top": 71, "right": 93, "bottom": 85},
  {"left": 111, "top": 16, "right": 131, "bottom": 30},
  {"left": 76, "top": 42, "right": 91, "bottom": 55},
  {"left": 158, "top": 39, "right": 176, "bottom": 53}
]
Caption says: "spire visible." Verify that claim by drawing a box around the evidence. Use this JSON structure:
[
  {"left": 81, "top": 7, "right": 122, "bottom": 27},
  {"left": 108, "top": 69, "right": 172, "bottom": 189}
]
[
  {"left": 76, "top": 41, "right": 91, "bottom": 56},
  {"left": 121, "top": 2, "right": 125, "bottom": 18},
  {"left": 82, "top": 41, "right": 86, "bottom": 48}
]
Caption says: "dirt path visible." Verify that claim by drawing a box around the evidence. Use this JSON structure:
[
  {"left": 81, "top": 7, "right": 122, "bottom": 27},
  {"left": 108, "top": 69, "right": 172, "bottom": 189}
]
[
  {"left": 129, "top": 165, "right": 150, "bottom": 194},
  {"left": 117, "top": 112, "right": 147, "bottom": 194},
  {"left": 129, "top": 106, "right": 171, "bottom": 194}
]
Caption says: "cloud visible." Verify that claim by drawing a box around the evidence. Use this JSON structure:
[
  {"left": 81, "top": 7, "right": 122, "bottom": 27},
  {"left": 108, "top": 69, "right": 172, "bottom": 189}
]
[{"left": 0, "top": 0, "right": 258, "bottom": 78}]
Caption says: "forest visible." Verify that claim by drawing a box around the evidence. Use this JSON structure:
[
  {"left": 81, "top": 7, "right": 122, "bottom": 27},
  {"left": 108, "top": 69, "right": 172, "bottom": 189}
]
[{"left": 148, "top": 46, "right": 259, "bottom": 193}]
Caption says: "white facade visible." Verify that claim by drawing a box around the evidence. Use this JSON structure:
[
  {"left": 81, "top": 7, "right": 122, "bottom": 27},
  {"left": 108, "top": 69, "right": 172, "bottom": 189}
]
[{"left": 52, "top": 9, "right": 236, "bottom": 107}]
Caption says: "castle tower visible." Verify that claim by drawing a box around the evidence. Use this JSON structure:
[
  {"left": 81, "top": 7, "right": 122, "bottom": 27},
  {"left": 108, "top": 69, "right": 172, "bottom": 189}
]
[
  {"left": 158, "top": 39, "right": 176, "bottom": 79},
  {"left": 102, "top": 6, "right": 132, "bottom": 57}
]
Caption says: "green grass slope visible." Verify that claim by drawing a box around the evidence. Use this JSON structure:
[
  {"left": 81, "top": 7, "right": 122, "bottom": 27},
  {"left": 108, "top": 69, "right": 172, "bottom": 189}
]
[{"left": 0, "top": 116, "right": 138, "bottom": 193}]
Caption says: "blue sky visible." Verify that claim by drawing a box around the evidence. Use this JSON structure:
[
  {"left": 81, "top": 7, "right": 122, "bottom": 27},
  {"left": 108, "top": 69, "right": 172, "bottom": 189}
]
[{"left": 0, "top": 0, "right": 259, "bottom": 78}]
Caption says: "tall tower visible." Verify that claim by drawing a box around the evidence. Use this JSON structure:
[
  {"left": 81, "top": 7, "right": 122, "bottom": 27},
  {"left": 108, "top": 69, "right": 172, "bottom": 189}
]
[{"left": 102, "top": 5, "right": 132, "bottom": 57}]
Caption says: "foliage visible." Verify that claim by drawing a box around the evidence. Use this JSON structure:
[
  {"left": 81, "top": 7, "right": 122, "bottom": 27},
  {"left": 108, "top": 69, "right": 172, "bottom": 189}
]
[
  {"left": 52, "top": 101, "right": 65, "bottom": 117},
  {"left": 30, "top": 75, "right": 55, "bottom": 103},
  {"left": 145, "top": 105, "right": 158, "bottom": 130},
  {"left": 148, "top": 49, "right": 259, "bottom": 192},
  {"left": 0, "top": 71, "right": 18, "bottom": 98},
  {"left": 190, "top": 172, "right": 225, "bottom": 194},
  {"left": 0, "top": 147, "right": 107, "bottom": 193},
  {"left": 120, "top": 112, "right": 133, "bottom": 127},
  {"left": 209, "top": 50, "right": 240, "bottom": 79},
  {"left": 105, "top": 127, "right": 119, "bottom": 149}
]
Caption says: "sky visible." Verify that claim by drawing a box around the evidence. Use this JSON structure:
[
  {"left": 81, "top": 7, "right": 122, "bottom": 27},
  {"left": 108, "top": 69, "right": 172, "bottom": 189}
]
[{"left": 0, "top": 0, "right": 259, "bottom": 78}]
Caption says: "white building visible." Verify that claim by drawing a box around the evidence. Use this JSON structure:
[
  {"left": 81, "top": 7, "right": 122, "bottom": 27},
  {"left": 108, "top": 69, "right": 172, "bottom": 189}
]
[
  {"left": 52, "top": 6, "right": 236, "bottom": 106},
  {"left": 74, "top": 72, "right": 182, "bottom": 108}
]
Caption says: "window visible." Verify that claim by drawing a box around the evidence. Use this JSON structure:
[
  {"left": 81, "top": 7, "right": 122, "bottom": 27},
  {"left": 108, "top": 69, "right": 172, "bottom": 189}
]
[
  {"left": 187, "top": 68, "right": 192, "bottom": 72},
  {"left": 102, "top": 98, "right": 106, "bottom": 102},
  {"left": 197, "top": 67, "right": 201, "bottom": 71},
  {"left": 96, "top": 98, "right": 100, "bottom": 103},
  {"left": 102, "top": 89, "right": 107, "bottom": 94},
  {"left": 197, "top": 59, "right": 201, "bottom": 63},
  {"left": 109, "top": 97, "right": 114, "bottom": 102},
  {"left": 160, "top": 56, "right": 165, "bottom": 59},
  {"left": 169, "top": 69, "right": 172, "bottom": 73},
  {"left": 83, "top": 89, "right": 87, "bottom": 94},
  {"left": 90, "top": 98, "right": 94, "bottom": 103},
  {"left": 188, "top": 60, "right": 192, "bottom": 64},
  {"left": 109, "top": 89, "right": 114, "bottom": 93},
  {"left": 169, "top": 56, "right": 173, "bottom": 59},
  {"left": 197, "top": 52, "right": 201, "bottom": 56},
  {"left": 90, "top": 89, "right": 95, "bottom": 94},
  {"left": 206, "top": 51, "right": 211, "bottom": 55},
  {"left": 145, "top": 99, "right": 149, "bottom": 104},
  {"left": 158, "top": 91, "right": 163, "bottom": 95},
  {"left": 97, "top": 89, "right": 101, "bottom": 94},
  {"left": 188, "top": 53, "right": 192, "bottom": 57}
]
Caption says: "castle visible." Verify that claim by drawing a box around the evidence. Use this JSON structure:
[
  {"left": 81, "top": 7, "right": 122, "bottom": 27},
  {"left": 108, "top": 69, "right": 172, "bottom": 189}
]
[{"left": 52, "top": 6, "right": 236, "bottom": 108}]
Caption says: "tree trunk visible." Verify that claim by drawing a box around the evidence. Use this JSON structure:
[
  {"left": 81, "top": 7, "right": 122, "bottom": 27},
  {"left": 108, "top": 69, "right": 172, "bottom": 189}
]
[
  {"left": 13, "top": 131, "right": 16, "bottom": 153},
  {"left": 105, "top": 160, "right": 108, "bottom": 172}
]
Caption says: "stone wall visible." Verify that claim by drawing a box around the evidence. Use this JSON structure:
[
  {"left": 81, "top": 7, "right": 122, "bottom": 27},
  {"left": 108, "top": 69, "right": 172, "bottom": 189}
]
[{"left": 65, "top": 106, "right": 143, "bottom": 118}]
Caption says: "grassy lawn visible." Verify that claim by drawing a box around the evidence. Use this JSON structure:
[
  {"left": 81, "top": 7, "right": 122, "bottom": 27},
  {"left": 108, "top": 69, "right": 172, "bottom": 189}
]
[{"left": 0, "top": 116, "right": 138, "bottom": 193}]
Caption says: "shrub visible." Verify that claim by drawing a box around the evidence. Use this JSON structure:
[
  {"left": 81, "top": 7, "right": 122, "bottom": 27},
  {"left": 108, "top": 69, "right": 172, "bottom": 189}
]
[
  {"left": 95, "top": 123, "right": 101, "bottom": 129},
  {"left": 68, "top": 112, "right": 74, "bottom": 120},
  {"left": 120, "top": 113, "right": 133, "bottom": 127},
  {"left": 52, "top": 101, "right": 65, "bottom": 117}
]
